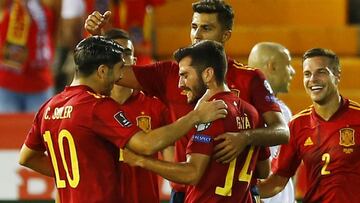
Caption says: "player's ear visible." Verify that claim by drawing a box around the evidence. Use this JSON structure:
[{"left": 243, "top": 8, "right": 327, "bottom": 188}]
[
  {"left": 221, "top": 30, "right": 231, "bottom": 43},
  {"left": 97, "top": 64, "right": 109, "bottom": 79},
  {"left": 202, "top": 67, "right": 214, "bottom": 83}
]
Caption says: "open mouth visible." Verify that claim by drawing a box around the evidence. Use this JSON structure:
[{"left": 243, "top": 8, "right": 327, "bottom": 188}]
[{"left": 309, "top": 85, "right": 323, "bottom": 92}]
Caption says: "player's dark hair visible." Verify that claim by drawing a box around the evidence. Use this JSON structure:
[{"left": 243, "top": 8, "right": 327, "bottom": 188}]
[
  {"left": 303, "top": 48, "right": 341, "bottom": 76},
  {"left": 74, "top": 36, "right": 124, "bottom": 77},
  {"left": 192, "top": 0, "right": 234, "bottom": 31},
  {"left": 174, "top": 40, "right": 227, "bottom": 85}
]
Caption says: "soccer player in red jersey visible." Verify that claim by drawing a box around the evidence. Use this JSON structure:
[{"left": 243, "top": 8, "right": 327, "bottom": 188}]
[
  {"left": 258, "top": 48, "right": 360, "bottom": 203},
  {"left": 106, "top": 29, "right": 172, "bottom": 203},
  {"left": 18, "top": 36, "right": 227, "bottom": 203},
  {"left": 85, "top": 1, "right": 289, "bottom": 201},
  {"left": 124, "top": 40, "right": 270, "bottom": 203}
]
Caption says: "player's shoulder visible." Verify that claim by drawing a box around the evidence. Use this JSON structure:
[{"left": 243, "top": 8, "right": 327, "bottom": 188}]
[
  {"left": 228, "top": 58, "right": 264, "bottom": 79},
  {"left": 228, "top": 59, "right": 255, "bottom": 71},
  {"left": 291, "top": 106, "right": 313, "bottom": 122},
  {"left": 348, "top": 99, "right": 360, "bottom": 112}
]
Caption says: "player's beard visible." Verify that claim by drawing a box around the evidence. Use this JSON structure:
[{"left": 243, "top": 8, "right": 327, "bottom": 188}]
[{"left": 188, "top": 79, "right": 207, "bottom": 104}]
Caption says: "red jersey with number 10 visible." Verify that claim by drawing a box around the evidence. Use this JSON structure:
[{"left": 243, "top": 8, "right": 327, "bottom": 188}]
[
  {"left": 273, "top": 98, "right": 360, "bottom": 203},
  {"left": 24, "top": 85, "right": 140, "bottom": 203}
]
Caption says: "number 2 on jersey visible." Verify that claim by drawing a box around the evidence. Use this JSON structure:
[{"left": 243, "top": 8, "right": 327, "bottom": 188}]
[
  {"left": 215, "top": 146, "right": 255, "bottom": 196},
  {"left": 321, "top": 153, "right": 331, "bottom": 175},
  {"left": 43, "top": 130, "right": 80, "bottom": 188}
]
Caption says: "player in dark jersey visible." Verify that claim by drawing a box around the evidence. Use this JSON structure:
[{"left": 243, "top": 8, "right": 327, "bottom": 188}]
[
  {"left": 85, "top": 1, "right": 289, "bottom": 202},
  {"left": 258, "top": 48, "right": 360, "bottom": 203},
  {"left": 124, "top": 40, "right": 270, "bottom": 203},
  {"left": 18, "top": 36, "right": 227, "bottom": 203}
]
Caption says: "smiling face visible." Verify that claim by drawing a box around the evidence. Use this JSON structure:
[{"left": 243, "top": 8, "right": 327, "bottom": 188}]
[
  {"left": 178, "top": 56, "right": 207, "bottom": 104},
  {"left": 303, "top": 56, "right": 340, "bottom": 105},
  {"left": 190, "top": 12, "right": 229, "bottom": 45}
]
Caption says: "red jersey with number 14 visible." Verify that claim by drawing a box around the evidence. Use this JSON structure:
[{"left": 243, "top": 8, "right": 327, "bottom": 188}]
[
  {"left": 24, "top": 85, "right": 140, "bottom": 203},
  {"left": 133, "top": 59, "right": 280, "bottom": 192},
  {"left": 273, "top": 98, "right": 360, "bottom": 203},
  {"left": 185, "top": 92, "right": 269, "bottom": 203}
]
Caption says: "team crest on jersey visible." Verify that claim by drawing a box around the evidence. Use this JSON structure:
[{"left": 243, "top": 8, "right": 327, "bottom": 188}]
[
  {"left": 230, "top": 89, "right": 240, "bottom": 97},
  {"left": 193, "top": 134, "right": 212, "bottom": 144},
  {"left": 114, "top": 111, "right": 132, "bottom": 127},
  {"left": 136, "top": 115, "right": 151, "bottom": 133},
  {"left": 339, "top": 128, "right": 355, "bottom": 147},
  {"left": 196, "top": 123, "right": 211, "bottom": 132}
]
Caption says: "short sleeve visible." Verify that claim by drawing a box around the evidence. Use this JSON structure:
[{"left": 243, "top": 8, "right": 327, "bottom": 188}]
[
  {"left": 92, "top": 99, "right": 140, "bottom": 149},
  {"left": 250, "top": 69, "right": 281, "bottom": 114},
  {"left": 132, "top": 61, "right": 178, "bottom": 100}
]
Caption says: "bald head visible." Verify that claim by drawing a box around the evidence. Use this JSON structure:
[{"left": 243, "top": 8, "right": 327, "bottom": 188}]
[{"left": 248, "top": 42, "right": 295, "bottom": 95}]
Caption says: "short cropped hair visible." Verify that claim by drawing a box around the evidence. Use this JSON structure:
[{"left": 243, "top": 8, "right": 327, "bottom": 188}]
[
  {"left": 192, "top": 0, "right": 234, "bottom": 31},
  {"left": 302, "top": 48, "right": 341, "bottom": 76},
  {"left": 74, "top": 36, "right": 124, "bottom": 76},
  {"left": 174, "top": 40, "right": 227, "bottom": 85},
  {"left": 104, "top": 29, "right": 130, "bottom": 40}
]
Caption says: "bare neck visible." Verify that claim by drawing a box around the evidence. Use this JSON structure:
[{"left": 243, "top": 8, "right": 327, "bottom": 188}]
[
  {"left": 206, "top": 83, "right": 230, "bottom": 99},
  {"left": 313, "top": 93, "right": 341, "bottom": 121}
]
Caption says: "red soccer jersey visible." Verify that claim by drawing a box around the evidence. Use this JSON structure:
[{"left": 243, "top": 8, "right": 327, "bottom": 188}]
[
  {"left": 24, "top": 85, "right": 140, "bottom": 203},
  {"left": 133, "top": 58, "right": 280, "bottom": 192},
  {"left": 185, "top": 92, "right": 267, "bottom": 203},
  {"left": 118, "top": 91, "right": 170, "bottom": 203},
  {"left": 273, "top": 98, "right": 360, "bottom": 203}
]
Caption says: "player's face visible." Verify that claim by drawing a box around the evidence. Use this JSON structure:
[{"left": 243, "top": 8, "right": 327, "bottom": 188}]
[
  {"left": 303, "top": 56, "right": 339, "bottom": 105},
  {"left": 114, "top": 38, "right": 136, "bottom": 66},
  {"left": 103, "top": 61, "right": 125, "bottom": 96},
  {"left": 178, "top": 56, "right": 207, "bottom": 104},
  {"left": 190, "top": 12, "right": 228, "bottom": 45},
  {"left": 272, "top": 49, "right": 295, "bottom": 94}
]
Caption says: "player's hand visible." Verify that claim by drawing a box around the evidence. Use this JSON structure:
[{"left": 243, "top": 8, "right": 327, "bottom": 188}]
[
  {"left": 84, "top": 11, "right": 112, "bottom": 35},
  {"left": 194, "top": 100, "right": 227, "bottom": 123},
  {"left": 194, "top": 91, "right": 227, "bottom": 123},
  {"left": 213, "top": 131, "right": 250, "bottom": 163},
  {"left": 123, "top": 148, "right": 144, "bottom": 167}
]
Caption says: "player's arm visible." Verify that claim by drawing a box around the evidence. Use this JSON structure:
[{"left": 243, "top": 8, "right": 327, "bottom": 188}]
[
  {"left": 257, "top": 174, "right": 289, "bottom": 198},
  {"left": 214, "top": 111, "right": 289, "bottom": 163},
  {"left": 255, "top": 159, "right": 270, "bottom": 179},
  {"left": 124, "top": 149, "right": 210, "bottom": 185},
  {"left": 18, "top": 144, "right": 53, "bottom": 177},
  {"left": 162, "top": 146, "right": 175, "bottom": 162},
  {"left": 125, "top": 100, "right": 227, "bottom": 155}
]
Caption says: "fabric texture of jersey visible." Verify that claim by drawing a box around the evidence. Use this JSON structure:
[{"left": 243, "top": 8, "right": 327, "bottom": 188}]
[
  {"left": 24, "top": 85, "right": 140, "bottom": 203},
  {"left": 184, "top": 92, "right": 268, "bottom": 203},
  {"left": 119, "top": 91, "right": 170, "bottom": 203},
  {"left": 273, "top": 98, "right": 360, "bottom": 203},
  {"left": 133, "top": 58, "right": 280, "bottom": 192}
]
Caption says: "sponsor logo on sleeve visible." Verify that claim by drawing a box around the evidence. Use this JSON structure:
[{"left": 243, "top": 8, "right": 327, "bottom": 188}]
[
  {"left": 114, "top": 111, "right": 132, "bottom": 127},
  {"left": 196, "top": 122, "right": 211, "bottom": 132},
  {"left": 192, "top": 134, "right": 212, "bottom": 144}
]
